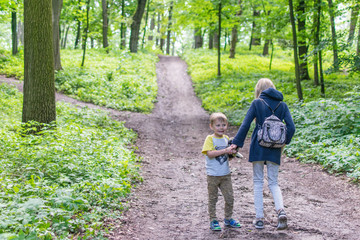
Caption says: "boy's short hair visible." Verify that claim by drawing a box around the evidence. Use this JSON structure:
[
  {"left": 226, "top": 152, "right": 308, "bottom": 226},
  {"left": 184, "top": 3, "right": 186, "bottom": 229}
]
[
  {"left": 209, "top": 112, "right": 228, "bottom": 125},
  {"left": 255, "top": 78, "right": 276, "bottom": 98}
]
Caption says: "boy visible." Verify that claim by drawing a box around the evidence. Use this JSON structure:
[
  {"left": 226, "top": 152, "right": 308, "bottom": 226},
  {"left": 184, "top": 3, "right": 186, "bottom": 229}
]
[{"left": 202, "top": 112, "right": 241, "bottom": 231}]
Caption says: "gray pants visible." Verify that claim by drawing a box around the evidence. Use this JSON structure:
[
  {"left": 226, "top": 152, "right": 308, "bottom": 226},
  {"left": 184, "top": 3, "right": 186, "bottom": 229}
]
[
  {"left": 253, "top": 161, "right": 284, "bottom": 219},
  {"left": 207, "top": 174, "right": 234, "bottom": 221}
]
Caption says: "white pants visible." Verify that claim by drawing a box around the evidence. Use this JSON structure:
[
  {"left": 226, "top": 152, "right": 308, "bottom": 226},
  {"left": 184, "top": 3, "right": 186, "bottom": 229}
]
[{"left": 253, "top": 161, "right": 284, "bottom": 219}]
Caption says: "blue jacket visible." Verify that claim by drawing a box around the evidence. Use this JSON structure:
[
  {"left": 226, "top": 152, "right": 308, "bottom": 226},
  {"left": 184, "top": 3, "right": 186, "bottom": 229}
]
[{"left": 232, "top": 88, "right": 295, "bottom": 165}]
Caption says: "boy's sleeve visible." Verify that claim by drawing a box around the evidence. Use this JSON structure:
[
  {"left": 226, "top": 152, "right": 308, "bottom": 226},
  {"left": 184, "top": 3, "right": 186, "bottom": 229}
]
[{"left": 202, "top": 135, "right": 214, "bottom": 155}]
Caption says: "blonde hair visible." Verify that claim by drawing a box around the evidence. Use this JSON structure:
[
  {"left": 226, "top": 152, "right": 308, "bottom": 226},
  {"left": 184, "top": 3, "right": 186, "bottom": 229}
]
[
  {"left": 209, "top": 112, "right": 228, "bottom": 126},
  {"left": 255, "top": 78, "right": 276, "bottom": 98}
]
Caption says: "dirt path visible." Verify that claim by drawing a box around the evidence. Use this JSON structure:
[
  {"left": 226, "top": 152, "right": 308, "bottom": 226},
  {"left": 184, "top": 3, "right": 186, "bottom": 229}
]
[{"left": 2, "top": 56, "right": 360, "bottom": 240}]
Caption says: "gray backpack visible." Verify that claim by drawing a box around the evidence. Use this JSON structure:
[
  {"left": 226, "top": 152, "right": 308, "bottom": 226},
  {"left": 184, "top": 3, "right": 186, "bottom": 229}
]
[{"left": 257, "top": 98, "right": 286, "bottom": 148}]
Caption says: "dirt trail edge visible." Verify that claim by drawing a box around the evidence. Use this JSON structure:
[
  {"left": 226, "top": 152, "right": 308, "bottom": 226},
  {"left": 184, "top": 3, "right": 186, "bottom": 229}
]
[{"left": 1, "top": 56, "right": 360, "bottom": 240}]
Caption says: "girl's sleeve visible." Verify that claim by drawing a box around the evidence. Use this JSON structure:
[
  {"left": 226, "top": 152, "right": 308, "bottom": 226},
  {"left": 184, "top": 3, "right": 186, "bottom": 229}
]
[
  {"left": 232, "top": 101, "right": 256, "bottom": 147},
  {"left": 202, "top": 135, "right": 214, "bottom": 155},
  {"left": 283, "top": 103, "right": 296, "bottom": 144}
]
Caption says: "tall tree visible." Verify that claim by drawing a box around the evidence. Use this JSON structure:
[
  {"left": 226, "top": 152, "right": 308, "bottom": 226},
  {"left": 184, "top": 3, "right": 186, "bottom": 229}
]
[
  {"left": 120, "top": 0, "right": 126, "bottom": 49},
  {"left": 229, "top": 0, "right": 242, "bottom": 58},
  {"left": 81, "top": 0, "right": 90, "bottom": 66},
  {"left": 327, "top": 0, "right": 339, "bottom": 71},
  {"left": 348, "top": 2, "right": 359, "bottom": 46},
  {"left": 52, "top": 0, "right": 63, "bottom": 70},
  {"left": 102, "top": 0, "right": 109, "bottom": 51},
  {"left": 194, "top": 28, "right": 203, "bottom": 48},
  {"left": 289, "top": 0, "right": 303, "bottom": 101},
  {"left": 23, "top": 0, "right": 56, "bottom": 125},
  {"left": 129, "top": 0, "right": 147, "bottom": 53},
  {"left": 166, "top": 1, "right": 174, "bottom": 54},
  {"left": 312, "top": 0, "right": 321, "bottom": 86},
  {"left": 74, "top": 0, "right": 82, "bottom": 49},
  {"left": 11, "top": 8, "right": 18, "bottom": 55},
  {"left": 217, "top": 0, "right": 221, "bottom": 76},
  {"left": 297, "top": 0, "right": 310, "bottom": 80},
  {"left": 142, "top": 0, "right": 150, "bottom": 48}
]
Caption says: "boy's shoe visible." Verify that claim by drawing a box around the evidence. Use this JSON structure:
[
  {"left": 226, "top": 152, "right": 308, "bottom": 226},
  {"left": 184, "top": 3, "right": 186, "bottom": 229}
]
[
  {"left": 253, "top": 218, "right": 264, "bottom": 229},
  {"left": 276, "top": 209, "right": 288, "bottom": 230},
  {"left": 224, "top": 218, "right": 241, "bottom": 228},
  {"left": 210, "top": 220, "right": 222, "bottom": 231}
]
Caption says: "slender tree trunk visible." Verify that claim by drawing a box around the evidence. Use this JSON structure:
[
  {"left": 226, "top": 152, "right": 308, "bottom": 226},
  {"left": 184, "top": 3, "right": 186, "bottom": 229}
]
[
  {"left": 52, "top": 0, "right": 63, "bottom": 70},
  {"left": 81, "top": 0, "right": 90, "bottom": 67},
  {"left": 262, "top": 9, "right": 271, "bottom": 56},
  {"left": 74, "top": 0, "right": 81, "bottom": 49},
  {"left": 102, "top": 0, "right": 109, "bottom": 52},
  {"left": 348, "top": 3, "right": 359, "bottom": 45},
  {"left": 156, "top": 12, "right": 160, "bottom": 46},
  {"left": 357, "top": 23, "right": 360, "bottom": 55},
  {"left": 11, "top": 11, "right": 18, "bottom": 55},
  {"left": 214, "top": 31, "right": 219, "bottom": 49},
  {"left": 289, "top": 0, "right": 303, "bottom": 100},
  {"left": 319, "top": 50, "right": 325, "bottom": 97},
  {"left": 313, "top": 0, "right": 321, "bottom": 86},
  {"left": 120, "top": 0, "right": 126, "bottom": 49},
  {"left": 23, "top": 0, "right": 56, "bottom": 125},
  {"left": 250, "top": 10, "right": 261, "bottom": 48},
  {"left": 18, "top": 21, "right": 24, "bottom": 46},
  {"left": 217, "top": 1, "right": 221, "bottom": 76},
  {"left": 129, "top": 0, "right": 147, "bottom": 53},
  {"left": 328, "top": 0, "right": 339, "bottom": 71},
  {"left": 297, "top": 0, "right": 310, "bottom": 80},
  {"left": 62, "top": 25, "right": 70, "bottom": 48},
  {"left": 166, "top": 2, "right": 173, "bottom": 54},
  {"left": 269, "top": 40, "right": 274, "bottom": 70},
  {"left": 142, "top": 0, "right": 150, "bottom": 48}
]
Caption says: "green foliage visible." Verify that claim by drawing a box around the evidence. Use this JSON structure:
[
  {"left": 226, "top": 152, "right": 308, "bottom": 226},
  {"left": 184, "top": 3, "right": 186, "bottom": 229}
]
[
  {"left": 0, "top": 48, "right": 24, "bottom": 79},
  {"left": 56, "top": 49, "right": 158, "bottom": 113},
  {"left": 0, "top": 84, "right": 141, "bottom": 239},
  {"left": 285, "top": 90, "right": 360, "bottom": 181}
]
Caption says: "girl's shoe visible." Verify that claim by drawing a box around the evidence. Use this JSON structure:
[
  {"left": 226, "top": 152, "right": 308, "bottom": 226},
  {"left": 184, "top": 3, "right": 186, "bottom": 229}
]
[
  {"left": 276, "top": 209, "right": 288, "bottom": 230},
  {"left": 224, "top": 218, "right": 241, "bottom": 228},
  {"left": 253, "top": 218, "right": 264, "bottom": 229},
  {"left": 210, "top": 220, "right": 222, "bottom": 231}
]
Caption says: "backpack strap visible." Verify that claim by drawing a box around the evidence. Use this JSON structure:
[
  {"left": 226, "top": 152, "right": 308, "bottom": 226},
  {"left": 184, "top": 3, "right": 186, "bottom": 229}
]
[{"left": 259, "top": 98, "right": 282, "bottom": 114}]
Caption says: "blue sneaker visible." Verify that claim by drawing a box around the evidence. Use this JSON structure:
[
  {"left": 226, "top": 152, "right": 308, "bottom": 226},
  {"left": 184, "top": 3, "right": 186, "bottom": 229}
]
[
  {"left": 210, "top": 220, "right": 222, "bottom": 231},
  {"left": 224, "top": 218, "right": 241, "bottom": 228}
]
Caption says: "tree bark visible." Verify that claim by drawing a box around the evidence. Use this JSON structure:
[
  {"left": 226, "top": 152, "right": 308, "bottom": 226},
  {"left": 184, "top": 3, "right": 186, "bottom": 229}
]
[
  {"left": 11, "top": 11, "right": 18, "bottom": 55},
  {"left": 74, "top": 0, "right": 82, "bottom": 49},
  {"left": 289, "top": 0, "right": 303, "bottom": 100},
  {"left": 148, "top": 14, "right": 155, "bottom": 41},
  {"left": 296, "top": 0, "right": 310, "bottom": 80},
  {"left": 129, "top": 0, "right": 147, "bottom": 53},
  {"left": 327, "top": 0, "right": 339, "bottom": 71},
  {"left": 230, "top": 0, "right": 242, "bottom": 58},
  {"left": 217, "top": 1, "right": 221, "bottom": 76},
  {"left": 209, "top": 31, "right": 213, "bottom": 49},
  {"left": 52, "top": 0, "right": 63, "bottom": 70},
  {"left": 23, "top": 0, "right": 56, "bottom": 125},
  {"left": 357, "top": 22, "right": 360, "bottom": 55},
  {"left": 348, "top": 3, "right": 359, "bottom": 45},
  {"left": 81, "top": 0, "right": 90, "bottom": 66},
  {"left": 313, "top": 0, "right": 321, "bottom": 86},
  {"left": 120, "top": 0, "right": 126, "bottom": 49},
  {"left": 166, "top": 1, "right": 173, "bottom": 54},
  {"left": 102, "top": 0, "right": 109, "bottom": 51},
  {"left": 142, "top": 0, "right": 150, "bottom": 48},
  {"left": 194, "top": 28, "right": 203, "bottom": 48}
]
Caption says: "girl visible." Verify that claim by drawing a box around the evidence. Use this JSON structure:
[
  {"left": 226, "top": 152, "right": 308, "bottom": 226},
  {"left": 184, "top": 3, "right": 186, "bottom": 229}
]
[{"left": 231, "top": 78, "right": 295, "bottom": 230}]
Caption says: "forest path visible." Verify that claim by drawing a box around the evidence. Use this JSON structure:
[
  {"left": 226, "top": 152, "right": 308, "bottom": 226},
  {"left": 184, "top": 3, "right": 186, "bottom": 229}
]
[{"left": 1, "top": 56, "right": 360, "bottom": 240}]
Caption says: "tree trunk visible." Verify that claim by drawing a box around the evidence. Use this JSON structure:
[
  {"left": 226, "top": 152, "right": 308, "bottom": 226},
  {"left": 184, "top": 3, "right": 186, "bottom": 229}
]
[
  {"left": 313, "top": 0, "right": 321, "bottom": 86},
  {"left": 62, "top": 25, "right": 70, "bottom": 48},
  {"left": 357, "top": 23, "right": 360, "bottom": 55},
  {"left": 120, "top": 0, "right": 126, "bottom": 49},
  {"left": 214, "top": 31, "right": 219, "bottom": 49},
  {"left": 52, "top": 0, "right": 63, "bottom": 70},
  {"left": 11, "top": 11, "right": 18, "bottom": 55},
  {"left": 263, "top": 39, "right": 270, "bottom": 56},
  {"left": 229, "top": 26, "right": 238, "bottom": 58},
  {"left": 129, "top": 0, "right": 147, "bottom": 53},
  {"left": 166, "top": 1, "right": 173, "bottom": 54},
  {"left": 156, "top": 12, "right": 160, "bottom": 46},
  {"left": 327, "top": 0, "right": 339, "bottom": 71},
  {"left": 142, "top": 0, "right": 150, "bottom": 48},
  {"left": 297, "top": 0, "right": 310, "bottom": 80},
  {"left": 81, "top": 0, "right": 90, "bottom": 66},
  {"left": 209, "top": 31, "right": 213, "bottom": 49},
  {"left": 23, "top": 0, "right": 56, "bottom": 125},
  {"left": 348, "top": 3, "right": 359, "bottom": 45},
  {"left": 289, "top": 0, "right": 303, "bottom": 101},
  {"left": 148, "top": 14, "right": 155, "bottom": 41},
  {"left": 250, "top": 10, "right": 261, "bottom": 47},
  {"left": 217, "top": 2, "right": 221, "bottom": 76},
  {"left": 319, "top": 50, "right": 325, "bottom": 97},
  {"left": 194, "top": 28, "right": 202, "bottom": 48},
  {"left": 74, "top": 0, "right": 82, "bottom": 49},
  {"left": 18, "top": 21, "right": 24, "bottom": 46},
  {"left": 102, "top": 0, "right": 109, "bottom": 51}
]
